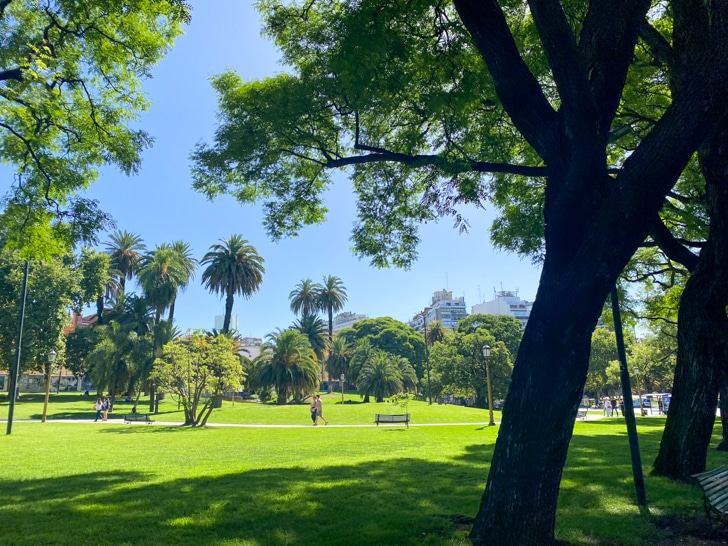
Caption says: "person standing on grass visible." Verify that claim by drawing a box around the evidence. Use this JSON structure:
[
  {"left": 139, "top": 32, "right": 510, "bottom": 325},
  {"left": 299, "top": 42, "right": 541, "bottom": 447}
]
[
  {"left": 315, "top": 395, "right": 328, "bottom": 426},
  {"left": 310, "top": 398, "right": 318, "bottom": 425},
  {"left": 102, "top": 397, "right": 110, "bottom": 422},
  {"left": 94, "top": 398, "right": 103, "bottom": 422}
]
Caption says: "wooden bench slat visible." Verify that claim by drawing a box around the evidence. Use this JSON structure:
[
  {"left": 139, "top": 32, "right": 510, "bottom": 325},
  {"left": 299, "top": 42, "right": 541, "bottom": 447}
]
[{"left": 692, "top": 466, "right": 728, "bottom": 522}]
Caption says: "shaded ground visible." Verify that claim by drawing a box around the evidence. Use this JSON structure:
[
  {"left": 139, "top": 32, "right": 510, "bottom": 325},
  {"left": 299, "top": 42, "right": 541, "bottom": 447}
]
[{"left": 655, "top": 515, "right": 728, "bottom": 545}]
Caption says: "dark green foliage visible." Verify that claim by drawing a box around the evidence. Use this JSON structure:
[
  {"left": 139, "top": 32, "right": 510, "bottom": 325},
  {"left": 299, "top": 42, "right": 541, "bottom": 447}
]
[{"left": 339, "top": 317, "right": 425, "bottom": 377}]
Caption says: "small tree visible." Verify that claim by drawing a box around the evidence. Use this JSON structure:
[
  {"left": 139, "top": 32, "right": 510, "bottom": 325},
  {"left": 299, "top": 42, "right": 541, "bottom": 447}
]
[{"left": 150, "top": 331, "right": 244, "bottom": 426}]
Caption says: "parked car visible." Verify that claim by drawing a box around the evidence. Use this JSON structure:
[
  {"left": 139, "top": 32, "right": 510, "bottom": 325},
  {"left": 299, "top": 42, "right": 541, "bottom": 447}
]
[{"left": 493, "top": 400, "right": 504, "bottom": 410}]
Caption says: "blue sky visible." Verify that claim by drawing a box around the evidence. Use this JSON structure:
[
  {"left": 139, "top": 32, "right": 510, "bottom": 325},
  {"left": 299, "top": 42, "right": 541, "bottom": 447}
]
[{"left": 83, "top": 0, "right": 542, "bottom": 339}]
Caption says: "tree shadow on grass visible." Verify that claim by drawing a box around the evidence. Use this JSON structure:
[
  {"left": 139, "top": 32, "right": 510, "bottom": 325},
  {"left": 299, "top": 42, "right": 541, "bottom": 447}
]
[
  {"left": 1, "top": 425, "right": 725, "bottom": 545},
  {"left": 0, "top": 458, "right": 485, "bottom": 546}
]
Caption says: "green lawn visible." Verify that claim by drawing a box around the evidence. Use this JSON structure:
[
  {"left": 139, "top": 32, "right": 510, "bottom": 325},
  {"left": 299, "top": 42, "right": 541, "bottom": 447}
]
[
  {"left": 1, "top": 394, "right": 726, "bottom": 545},
  {"left": 1, "top": 391, "right": 495, "bottom": 425}
]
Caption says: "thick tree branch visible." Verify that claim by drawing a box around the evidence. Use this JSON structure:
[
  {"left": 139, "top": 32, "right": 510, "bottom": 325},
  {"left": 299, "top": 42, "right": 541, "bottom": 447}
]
[
  {"left": 648, "top": 215, "right": 700, "bottom": 271},
  {"left": 453, "top": 0, "right": 556, "bottom": 162},
  {"left": 339, "top": 143, "right": 547, "bottom": 176},
  {"left": 639, "top": 20, "right": 674, "bottom": 72},
  {"left": 527, "top": 0, "right": 593, "bottom": 125},
  {"left": 0, "top": 67, "right": 23, "bottom": 81},
  {"left": 577, "top": 0, "right": 652, "bottom": 134}
]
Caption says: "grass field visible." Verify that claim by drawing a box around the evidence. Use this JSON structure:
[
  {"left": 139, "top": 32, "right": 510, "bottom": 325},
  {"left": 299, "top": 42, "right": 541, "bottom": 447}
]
[{"left": 1, "top": 393, "right": 727, "bottom": 545}]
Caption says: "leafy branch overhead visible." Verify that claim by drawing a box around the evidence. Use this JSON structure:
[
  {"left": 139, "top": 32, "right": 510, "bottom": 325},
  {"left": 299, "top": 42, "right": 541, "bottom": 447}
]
[
  {"left": 191, "top": 1, "right": 551, "bottom": 268},
  {"left": 0, "top": 0, "right": 189, "bottom": 254}
]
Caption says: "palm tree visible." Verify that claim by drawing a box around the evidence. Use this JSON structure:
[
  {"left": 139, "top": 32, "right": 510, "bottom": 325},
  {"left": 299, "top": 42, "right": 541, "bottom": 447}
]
[
  {"left": 200, "top": 235, "right": 265, "bottom": 333},
  {"left": 167, "top": 240, "right": 197, "bottom": 323},
  {"left": 315, "top": 275, "right": 347, "bottom": 341},
  {"left": 105, "top": 230, "right": 146, "bottom": 293},
  {"left": 426, "top": 320, "right": 449, "bottom": 346},
  {"left": 95, "top": 266, "right": 121, "bottom": 326},
  {"left": 289, "top": 278, "right": 319, "bottom": 318},
  {"left": 356, "top": 351, "right": 404, "bottom": 403},
  {"left": 349, "top": 338, "right": 377, "bottom": 403},
  {"left": 292, "top": 314, "right": 328, "bottom": 381},
  {"left": 254, "top": 329, "right": 319, "bottom": 404},
  {"left": 326, "top": 335, "right": 352, "bottom": 383},
  {"left": 393, "top": 355, "right": 418, "bottom": 392},
  {"left": 138, "top": 245, "right": 188, "bottom": 322}
]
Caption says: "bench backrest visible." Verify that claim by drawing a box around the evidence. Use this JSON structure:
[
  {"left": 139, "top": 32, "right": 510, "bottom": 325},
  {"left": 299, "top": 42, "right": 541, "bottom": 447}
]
[{"left": 376, "top": 413, "right": 410, "bottom": 422}]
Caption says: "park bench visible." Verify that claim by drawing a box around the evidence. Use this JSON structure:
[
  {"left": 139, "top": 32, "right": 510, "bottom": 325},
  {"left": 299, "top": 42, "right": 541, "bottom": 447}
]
[
  {"left": 124, "top": 413, "right": 154, "bottom": 424},
  {"left": 692, "top": 465, "right": 728, "bottom": 523},
  {"left": 375, "top": 413, "right": 410, "bottom": 428},
  {"left": 576, "top": 406, "right": 588, "bottom": 420}
]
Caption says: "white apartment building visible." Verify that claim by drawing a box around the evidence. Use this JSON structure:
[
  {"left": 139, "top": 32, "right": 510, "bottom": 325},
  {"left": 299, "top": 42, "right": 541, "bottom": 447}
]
[
  {"left": 471, "top": 290, "right": 533, "bottom": 330},
  {"left": 331, "top": 311, "right": 368, "bottom": 333},
  {"left": 214, "top": 314, "right": 240, "bottom": 333},
  {"left": 410, "top": 289, "right": 468, "bottom": 332}
]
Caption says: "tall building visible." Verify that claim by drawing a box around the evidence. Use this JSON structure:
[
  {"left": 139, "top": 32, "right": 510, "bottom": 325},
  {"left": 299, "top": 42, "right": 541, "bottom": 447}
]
[
  {"left": 471, "top": 290, "right": 533, "bottom": 330},
  {"left": 410, "top": 289, "right": 468, "bottom": 332},
  {"left": 331, "top": 311, "right": 367, "bottom": 333},
  {"left": 214, "top": 314, "right": 240, "bottom": 332}
]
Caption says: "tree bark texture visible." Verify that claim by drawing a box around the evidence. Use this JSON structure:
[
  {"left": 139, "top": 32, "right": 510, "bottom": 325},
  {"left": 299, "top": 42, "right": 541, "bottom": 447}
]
[{"left": 653, "top": 126, "right": 728, "bottom": 478}]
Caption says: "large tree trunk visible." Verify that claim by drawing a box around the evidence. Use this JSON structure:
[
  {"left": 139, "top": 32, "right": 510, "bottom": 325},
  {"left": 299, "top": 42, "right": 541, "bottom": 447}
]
[
  {"left": 652, "top": 267, "right": 722, "bottom": 478},
  {"left": 653, "top": 127, "right": 728, "bottom": 478},
  {"left": 470, "top": 267, "right": 605, "bottom": 544}
]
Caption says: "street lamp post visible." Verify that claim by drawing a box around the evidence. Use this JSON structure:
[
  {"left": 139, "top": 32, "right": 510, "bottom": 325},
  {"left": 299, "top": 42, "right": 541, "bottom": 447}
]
[
  {"left": 340, "top": 374, "right": 345, "bottom": 405},
  {"left": 422, "top": 309, "right": 432, "bottom": 405},
  {"left": 42, "top": 350, "right": 57, "bottom": 423},
  {"left": 482, "top": 344, "right": 495, "bottom": 426},
  {"left": 633, "top": 367, "right": 644, "bottom": 416}
]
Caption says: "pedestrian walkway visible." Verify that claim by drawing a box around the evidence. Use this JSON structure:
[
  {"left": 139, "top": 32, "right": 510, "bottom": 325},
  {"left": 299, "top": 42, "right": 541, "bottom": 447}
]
[{"left": 2, "top": 417, "right": 499, "bottom": 428}]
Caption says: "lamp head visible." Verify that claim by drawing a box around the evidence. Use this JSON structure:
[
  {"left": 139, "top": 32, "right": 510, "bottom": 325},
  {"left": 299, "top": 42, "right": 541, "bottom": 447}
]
[
  {"left": 482, "top": 344, "right": 491, "bottom": 358},
  {"left": 48, "top": 349, "right": 57, "bottom": 364}
]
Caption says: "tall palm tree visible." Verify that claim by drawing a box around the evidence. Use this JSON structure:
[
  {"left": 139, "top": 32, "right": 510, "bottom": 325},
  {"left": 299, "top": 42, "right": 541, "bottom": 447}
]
[
  {"left": 105, "top": 230, "right": 146, "bottom": 293},
  {"left": 95, "top": 266, "right": 121, "bottom": 326},
  {"left": 315, "top": 275, "right": 347, "bottom": 342},
  {"left": 254, "top": 329, "right": 319, "bottom": 404},
  {"left": 138, "top": 245, "right": 187, "bottom": 323},
  {"left": 292, "top": 314, "right": 328, "bottom": 381},
  {"left": 289, "top": 278, "right": 319, "bottom": 318},
  {"left": 167, "top": 240, "right": 197, "bottom": 323},
  {"left": 201, "top": 235, "right": 265, "bottom": 333},
  {"left": 357, "top": 351, "right": 404, "bottom": 403}
]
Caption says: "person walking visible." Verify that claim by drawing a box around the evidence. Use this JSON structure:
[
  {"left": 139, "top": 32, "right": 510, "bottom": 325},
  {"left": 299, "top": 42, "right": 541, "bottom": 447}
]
[
  {"left": 102, "top": 397, "right": 110, "bottom": 421},
  {"left": 315, "top": 395, "right": 328, "bottom": 426},
  {"left": 310, "top": 398, "right": 318, "bottom": 426},
  {"left": 94, "top": 398, "right": 103, "bottom": 422}
]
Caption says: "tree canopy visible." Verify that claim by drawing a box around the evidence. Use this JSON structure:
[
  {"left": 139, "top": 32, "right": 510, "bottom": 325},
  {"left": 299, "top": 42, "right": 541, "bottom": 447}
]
[
  {"left": 0, "top": 0, "right": 189, "bottom": 255},
  {"left": 338, "top": 317, "right": 425, "bottom": 376},
  {"left": 150, "top": 331, "right": 243, "bottom": 426}
]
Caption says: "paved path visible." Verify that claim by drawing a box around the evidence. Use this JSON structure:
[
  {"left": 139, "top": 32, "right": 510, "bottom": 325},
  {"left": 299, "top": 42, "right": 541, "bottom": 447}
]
[{"left": 1, "top": 417, "right": 502, "bottom": 428}]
